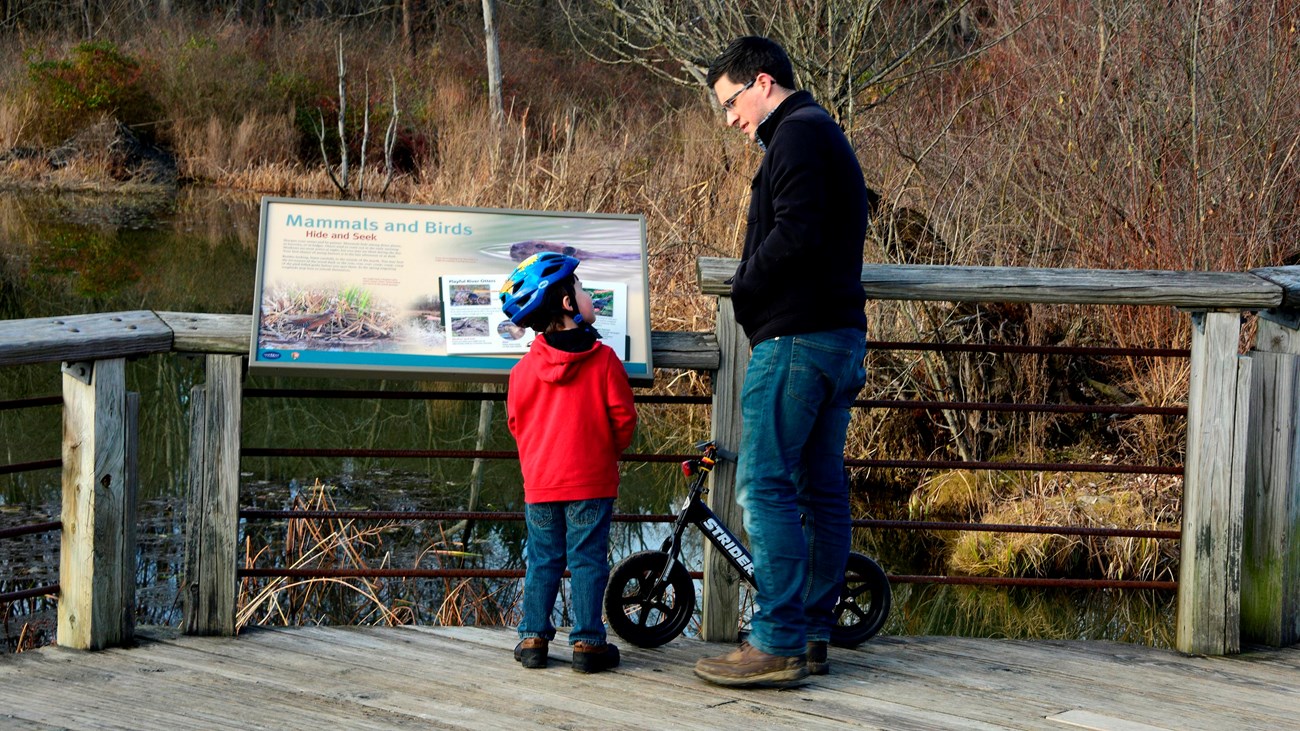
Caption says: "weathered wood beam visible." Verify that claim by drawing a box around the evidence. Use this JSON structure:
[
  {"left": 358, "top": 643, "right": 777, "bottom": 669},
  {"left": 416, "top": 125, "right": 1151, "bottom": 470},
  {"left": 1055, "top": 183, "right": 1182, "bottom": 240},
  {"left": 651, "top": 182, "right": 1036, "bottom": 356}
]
[
  {"left": 650, "top": 330, "right": 720, "bottom": 371},
  {"left": 58, "top": 358, "right": 134, "bottom": 650},
  {"left": 1243, "top": 317, "right": 1300, "bottom": 647},
  {"left": 183, "top": 355, "right": 244, "bottom": 636},
  {"left": 698, "top": 257, "right": 1284, "bottom": 308},
  {"left": 155, "top": 312, "right": 722, "bottom": 372},
  {"left": 1177, "top": 311, "right": 1248, "bottom": 656},
  {"left": 701, "top": 298, "right": 746, "bottom": 642},
  {"left": 0, "top": 311, "right": 172, "bottom": 367},
  {"left": 155, "top": 311, "right": 250, "bottom": 355},
  {"left": 1251, "top": 266, "right": 1300, "bottom": 310}
]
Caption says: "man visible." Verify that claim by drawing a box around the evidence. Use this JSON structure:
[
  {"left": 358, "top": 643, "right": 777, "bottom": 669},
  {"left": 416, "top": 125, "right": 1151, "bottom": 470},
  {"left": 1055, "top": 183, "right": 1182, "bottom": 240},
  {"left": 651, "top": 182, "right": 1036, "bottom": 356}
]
[{"left": 693, "top": 36, "right": 872, "bottom": 687}]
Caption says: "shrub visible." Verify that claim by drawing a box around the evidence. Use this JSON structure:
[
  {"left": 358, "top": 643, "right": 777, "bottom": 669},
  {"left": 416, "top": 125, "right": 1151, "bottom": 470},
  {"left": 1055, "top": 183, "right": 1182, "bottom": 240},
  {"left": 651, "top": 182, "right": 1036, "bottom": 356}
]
[{"left": 26, "top": 41, "right": 163, "bottom": 145}]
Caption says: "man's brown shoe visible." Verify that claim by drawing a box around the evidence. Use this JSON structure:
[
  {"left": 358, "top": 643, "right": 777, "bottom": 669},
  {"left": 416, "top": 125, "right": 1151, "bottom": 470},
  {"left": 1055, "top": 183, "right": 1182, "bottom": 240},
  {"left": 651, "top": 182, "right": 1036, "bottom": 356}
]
[
  {"left": 693, "top": 642, "right": 809, "bottom": 687},
  {"left": 514, "top": 637, "right": 548, "bottom": 669},
  {"left": 807, "top": 640, "right": 829, "bottom": 675}
]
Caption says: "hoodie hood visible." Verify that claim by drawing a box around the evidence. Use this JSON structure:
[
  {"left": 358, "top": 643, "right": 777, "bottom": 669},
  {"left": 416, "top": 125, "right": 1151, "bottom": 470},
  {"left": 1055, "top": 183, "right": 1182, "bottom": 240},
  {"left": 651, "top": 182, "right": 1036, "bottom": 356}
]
[{"left": 530, "top": 332, "right": 602, "bottom": 384}]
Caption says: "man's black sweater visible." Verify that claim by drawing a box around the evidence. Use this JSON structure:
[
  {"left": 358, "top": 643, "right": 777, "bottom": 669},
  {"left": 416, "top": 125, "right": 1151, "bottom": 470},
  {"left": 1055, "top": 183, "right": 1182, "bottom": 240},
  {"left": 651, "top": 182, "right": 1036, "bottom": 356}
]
[{"left": 728, "top": 91, "right": 874, "bottom": 347}]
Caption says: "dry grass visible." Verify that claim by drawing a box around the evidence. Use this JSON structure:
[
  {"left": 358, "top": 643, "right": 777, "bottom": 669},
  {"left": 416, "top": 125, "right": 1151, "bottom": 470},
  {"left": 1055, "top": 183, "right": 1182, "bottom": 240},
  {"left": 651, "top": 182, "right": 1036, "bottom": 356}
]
[
  {"left": 237, "top": 479, "right": 520, "bottom": 629},
  {"left": 945, "top": 471, "right": 1181, "bottom": 581}
]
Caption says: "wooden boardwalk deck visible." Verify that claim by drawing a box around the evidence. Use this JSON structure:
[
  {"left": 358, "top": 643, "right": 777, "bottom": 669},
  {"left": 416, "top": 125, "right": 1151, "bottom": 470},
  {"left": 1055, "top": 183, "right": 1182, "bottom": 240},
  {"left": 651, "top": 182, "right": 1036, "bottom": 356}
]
[{"left": 2, "top": 626, "right": 1298, "bottom": 730}]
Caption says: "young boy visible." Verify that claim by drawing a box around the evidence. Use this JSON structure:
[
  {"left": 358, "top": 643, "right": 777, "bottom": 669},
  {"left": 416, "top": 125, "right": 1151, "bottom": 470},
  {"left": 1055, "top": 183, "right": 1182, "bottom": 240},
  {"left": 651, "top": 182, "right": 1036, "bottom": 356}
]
[{"left": 499, "top": 251, "right": 637, "bottom": 673}]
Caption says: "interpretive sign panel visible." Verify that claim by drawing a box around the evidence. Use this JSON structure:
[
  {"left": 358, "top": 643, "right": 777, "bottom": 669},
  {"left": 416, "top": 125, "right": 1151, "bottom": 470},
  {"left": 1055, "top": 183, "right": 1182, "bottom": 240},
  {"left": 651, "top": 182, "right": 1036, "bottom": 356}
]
[{"left": 250, "top": 197, "right": 652, "bottom": 383}]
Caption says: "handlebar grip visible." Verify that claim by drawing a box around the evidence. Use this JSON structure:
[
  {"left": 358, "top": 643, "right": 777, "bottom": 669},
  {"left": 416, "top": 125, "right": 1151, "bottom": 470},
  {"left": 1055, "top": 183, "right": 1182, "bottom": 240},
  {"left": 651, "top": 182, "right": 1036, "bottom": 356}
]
[{"left": 715, "top": 447, "right": 738, "bottom": 463}]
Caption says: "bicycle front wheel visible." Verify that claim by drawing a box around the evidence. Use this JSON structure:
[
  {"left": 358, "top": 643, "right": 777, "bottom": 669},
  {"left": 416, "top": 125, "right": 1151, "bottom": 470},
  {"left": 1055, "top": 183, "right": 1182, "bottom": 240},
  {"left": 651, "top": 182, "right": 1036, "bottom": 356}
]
[{"left": 604, "top": 550, "right": 696, "bottom": 648}]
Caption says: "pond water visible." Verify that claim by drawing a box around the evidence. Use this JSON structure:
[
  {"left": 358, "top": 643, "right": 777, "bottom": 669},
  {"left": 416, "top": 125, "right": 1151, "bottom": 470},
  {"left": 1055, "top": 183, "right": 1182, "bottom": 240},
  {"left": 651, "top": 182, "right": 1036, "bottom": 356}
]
[{"left": 0, "top": 187, "right": 1175, "bottom": 652}]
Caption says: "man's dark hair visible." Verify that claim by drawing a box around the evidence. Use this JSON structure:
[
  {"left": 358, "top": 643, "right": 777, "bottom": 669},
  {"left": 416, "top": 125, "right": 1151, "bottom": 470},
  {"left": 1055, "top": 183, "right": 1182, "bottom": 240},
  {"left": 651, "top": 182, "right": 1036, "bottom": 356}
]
[{"left": 705, "top": 36, "right": 796, "bottom": 90}]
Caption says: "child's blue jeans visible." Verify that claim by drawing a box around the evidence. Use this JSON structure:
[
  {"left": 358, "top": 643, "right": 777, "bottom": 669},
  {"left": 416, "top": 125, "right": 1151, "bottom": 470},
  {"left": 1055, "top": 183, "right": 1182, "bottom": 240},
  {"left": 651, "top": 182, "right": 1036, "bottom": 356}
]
[{"left": 518, "top": 497, "right": 614, "bottom": 645}]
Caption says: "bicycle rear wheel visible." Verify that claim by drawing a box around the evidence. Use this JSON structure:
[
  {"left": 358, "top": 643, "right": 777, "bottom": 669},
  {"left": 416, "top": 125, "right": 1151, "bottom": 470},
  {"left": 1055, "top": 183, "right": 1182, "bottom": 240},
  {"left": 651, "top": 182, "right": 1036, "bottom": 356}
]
[
  {"left": 604, "top": 550, "right": 696, "bottom": 648},
  {"left": 829, "top": 552, "right": 891, "bottom": 648}
]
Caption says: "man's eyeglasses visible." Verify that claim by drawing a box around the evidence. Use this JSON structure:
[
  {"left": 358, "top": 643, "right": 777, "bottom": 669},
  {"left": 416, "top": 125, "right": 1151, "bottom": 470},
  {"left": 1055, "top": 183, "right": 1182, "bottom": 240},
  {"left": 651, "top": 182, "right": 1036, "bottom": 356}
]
[{"left": 720, "top": 79, "right": 756, "bottom": 112}]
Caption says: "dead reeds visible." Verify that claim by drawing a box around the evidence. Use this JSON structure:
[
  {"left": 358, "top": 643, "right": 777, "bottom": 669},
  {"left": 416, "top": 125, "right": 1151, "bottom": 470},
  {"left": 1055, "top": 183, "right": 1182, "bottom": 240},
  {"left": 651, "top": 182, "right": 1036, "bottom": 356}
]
[{"left": 238, "top": 479, "right": 521, "bottom": 630}]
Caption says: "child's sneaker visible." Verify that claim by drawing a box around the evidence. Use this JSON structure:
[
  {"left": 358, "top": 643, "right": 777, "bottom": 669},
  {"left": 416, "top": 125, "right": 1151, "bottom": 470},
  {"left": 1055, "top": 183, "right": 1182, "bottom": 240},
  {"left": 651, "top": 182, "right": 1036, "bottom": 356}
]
[
  {"left": 571, "top": 641, "right": 620, "bottom": 673},
  {"left": 514, "top": 637, "right": 548, "bottom": 669}
]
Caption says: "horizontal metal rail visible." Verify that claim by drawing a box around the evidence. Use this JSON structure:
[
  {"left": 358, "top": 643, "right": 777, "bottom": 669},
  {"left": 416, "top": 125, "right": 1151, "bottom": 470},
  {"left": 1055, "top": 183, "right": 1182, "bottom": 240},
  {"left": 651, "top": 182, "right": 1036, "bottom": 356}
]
[
  {"left": 848, "top": 457, "right": 1182, "bottom": 475},
  {"left": 857, "top": 399, "right": 1185, "bottom": 416},
  {"left": 241, "top": 448, "right": 1180, "bottom": 475},
  {"left": 241, "top": 510, "right": 1179, "bottom": 541},
  {"left": 0, "top": 583, "right": 60, "bottom": 603},
  {"left": 866, "top": 341, "right": 1190, "bottom": 358},
  {"left": 236, "top": 567, "right": 1173, "bottom": 591},
  {"left": 0, "top": 459, "right": 61, "bottom": 476},
  {"left": 855, "top": 518, "right": 1179, "bottom": 540},
  {"left": 240, "top": 448, "right": 696, "bottom": 464},
  {"left": 239, "top": 509, "right": 668, "bottom": 523},
  {"left": 0, "top": 521, "right": 62, "bottom": 540},
  {"left": 243, "top": 388, "right": 710, "bottom": 406},
  {"left": 0, "top": 395, "right": 61, "bottom": 411},
  {"left": 889, "top": 575, "right": 1177, "bottom": 591},
  {"left": 235, "top": 510, "right": 1180, "bottom": 589}
]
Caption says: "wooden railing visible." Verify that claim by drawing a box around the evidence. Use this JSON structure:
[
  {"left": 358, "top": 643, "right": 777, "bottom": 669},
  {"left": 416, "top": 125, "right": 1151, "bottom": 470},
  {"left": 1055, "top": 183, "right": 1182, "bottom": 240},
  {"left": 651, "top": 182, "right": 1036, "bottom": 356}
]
[{"left": 3, "top": 262, "right": 1299, "bottom": 655}]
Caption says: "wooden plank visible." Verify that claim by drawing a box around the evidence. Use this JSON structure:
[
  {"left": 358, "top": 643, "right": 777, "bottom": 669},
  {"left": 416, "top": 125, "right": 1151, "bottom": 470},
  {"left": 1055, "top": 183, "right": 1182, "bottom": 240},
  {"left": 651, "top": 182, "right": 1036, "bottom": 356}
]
[
  {"left": 4, "top": 628, "right": 1299, "bottom": 730},
  {"left": 1250, "top": 266, "right": 1300, "bottom": 309},
  {"left": 1243, "top": 350, "right": 1300, "bottom": 647},
  {"left": 0, "top": 311, "right": 172, "bottom": 367},
  {"left": 697, "top": 257, "right": 1283, "bottom": 308},
  {"left": 58, "top": 358, "right": 129, "bottom": 650},
  {"left": 651, "top": 330, "right": 721, "bottom": 370},
  {"left": 153, "top": 310, "right": 722, "bottom": 371},
  {"left": 412, "top": 626, "right": 1019, "bottom": 731},
  {"left": 277, "top": 626, "right": 755, "bottom": 731},
  {"left": 902, "top": 635, "right": 1300, "bottom": 722},
  {"left": 126, "top": 630, "right": 494, "bottom": 729},
  {"left": 182, "top": 355, "right": 244, "bottom": 635},
  {"left": 154, "top": 311, "right": 250, "bottom": 354},
  {"left": 7, "top": 642, "right": 426, "bottom": 730},
  {"left": 121, "top": 392, "right": 139, "bottom": 644},
  {"left": 1243, "top": 318, "right": 1300, "bottom": 647},
  {"left": 1178, "top": 311, "right": 1247, "bottom": 656},
  {"left": 1047, "top": 710, "right": 1172, "bottom": 731},
  {"left": 427, "top": 626, "right": 1056, "bottom": 730},
  {"left": 702, "top": 297, "right": 747, "bottom": 642}
]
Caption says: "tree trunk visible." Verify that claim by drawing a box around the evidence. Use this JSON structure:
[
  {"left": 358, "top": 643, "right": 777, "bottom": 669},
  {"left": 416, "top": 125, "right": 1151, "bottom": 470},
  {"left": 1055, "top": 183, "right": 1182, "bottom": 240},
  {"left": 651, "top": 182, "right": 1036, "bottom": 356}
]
[{"left": 482, "top": 0, "right": 504, "bottom": 127}]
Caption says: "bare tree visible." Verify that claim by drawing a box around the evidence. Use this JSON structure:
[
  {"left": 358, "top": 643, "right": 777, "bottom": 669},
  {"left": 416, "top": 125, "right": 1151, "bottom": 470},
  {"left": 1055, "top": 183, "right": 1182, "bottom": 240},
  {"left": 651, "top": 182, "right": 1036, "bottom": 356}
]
[
  {"left": 315, "top": 35, "right": 401, "bottom": 200},
  {"left": 482, "top": 0, "right": 504, "bottom": 128},
  {"left": 558, "top": 0, "right": 1020, "bottom": 128}
]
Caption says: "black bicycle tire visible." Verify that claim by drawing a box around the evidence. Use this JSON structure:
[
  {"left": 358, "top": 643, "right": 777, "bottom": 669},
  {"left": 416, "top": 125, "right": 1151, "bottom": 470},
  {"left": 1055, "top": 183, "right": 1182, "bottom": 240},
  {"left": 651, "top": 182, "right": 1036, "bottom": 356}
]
[
  {"left": 603, "top": 550, "right": 696, "bottom": 648},
  {"left": 830, "top": 552, "right": 891, "bottom": 648}
]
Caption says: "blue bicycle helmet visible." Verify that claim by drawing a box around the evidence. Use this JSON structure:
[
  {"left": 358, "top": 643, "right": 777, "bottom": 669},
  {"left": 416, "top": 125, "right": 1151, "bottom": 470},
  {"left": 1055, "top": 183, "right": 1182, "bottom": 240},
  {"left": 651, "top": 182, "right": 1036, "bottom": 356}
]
[{"left": 499, "top": 252, "right": 581, "bottom": 327}]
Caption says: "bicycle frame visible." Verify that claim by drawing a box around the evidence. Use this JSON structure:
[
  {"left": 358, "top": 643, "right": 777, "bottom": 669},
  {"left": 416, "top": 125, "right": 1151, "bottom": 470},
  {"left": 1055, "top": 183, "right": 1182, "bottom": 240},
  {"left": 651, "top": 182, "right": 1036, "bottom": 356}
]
[{"left": 655, "top": 443, "right": 758, "bottom": 588}]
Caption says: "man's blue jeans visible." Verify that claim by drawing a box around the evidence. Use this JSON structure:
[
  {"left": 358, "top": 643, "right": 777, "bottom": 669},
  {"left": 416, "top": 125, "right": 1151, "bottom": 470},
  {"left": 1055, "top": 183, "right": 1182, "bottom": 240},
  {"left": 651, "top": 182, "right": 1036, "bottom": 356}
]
[
  {"left": 518, "top": 497, "right": 614, "bottom": 645},
  {"left": 736, "top": 328, "right": 867, "bottom": 657}
]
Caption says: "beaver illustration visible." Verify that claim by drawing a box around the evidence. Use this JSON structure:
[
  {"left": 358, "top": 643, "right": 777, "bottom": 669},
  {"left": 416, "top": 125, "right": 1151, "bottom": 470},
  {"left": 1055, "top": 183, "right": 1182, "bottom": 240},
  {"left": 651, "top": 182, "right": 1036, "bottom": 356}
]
[{"left": 509, "top": 240, "right": 641, "bottom": 262}]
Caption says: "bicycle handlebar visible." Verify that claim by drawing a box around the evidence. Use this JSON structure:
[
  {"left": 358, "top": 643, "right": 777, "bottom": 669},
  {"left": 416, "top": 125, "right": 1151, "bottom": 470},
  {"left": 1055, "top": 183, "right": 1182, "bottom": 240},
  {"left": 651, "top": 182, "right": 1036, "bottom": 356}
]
[{"left": 693, "top": 440, "right": 738, "bottom": 464}]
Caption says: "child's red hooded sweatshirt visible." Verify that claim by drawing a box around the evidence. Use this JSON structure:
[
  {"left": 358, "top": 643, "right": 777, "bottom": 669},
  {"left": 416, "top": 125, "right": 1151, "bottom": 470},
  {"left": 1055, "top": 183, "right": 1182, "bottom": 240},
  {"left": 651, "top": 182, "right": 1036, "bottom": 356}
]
[{"left": 507, "top": 332, "right": 637, "bottom": 504}]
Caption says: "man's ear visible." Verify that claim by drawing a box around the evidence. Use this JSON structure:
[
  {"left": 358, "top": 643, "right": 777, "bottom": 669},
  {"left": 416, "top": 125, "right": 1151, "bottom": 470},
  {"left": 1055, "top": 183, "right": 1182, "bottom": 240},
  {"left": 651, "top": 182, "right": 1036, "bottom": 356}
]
[{"left": 561, "top": 293, "right": 575, "bottom": 313}]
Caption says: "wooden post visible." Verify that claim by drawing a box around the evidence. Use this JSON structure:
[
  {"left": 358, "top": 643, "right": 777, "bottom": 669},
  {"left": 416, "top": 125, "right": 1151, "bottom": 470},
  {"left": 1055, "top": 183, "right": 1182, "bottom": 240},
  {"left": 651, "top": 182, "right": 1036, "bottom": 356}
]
[
  {"left": 183, "top": 355, "right": 244, "bottom": 635},
  {"left": 1242, "top": 314, "right": 1300, "bottom": 647},
  {"left": 121, "top": 392, "right": 139, "bottom": 644},
  {"left": 701, "top": 297, "right": 747, "bottom": 642},
  {"left": 58, "top": 358, "right": 134, "bottom": 650},
  {"left": 1177, "top": 311, "right": 1248, "bottom": 655}
]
